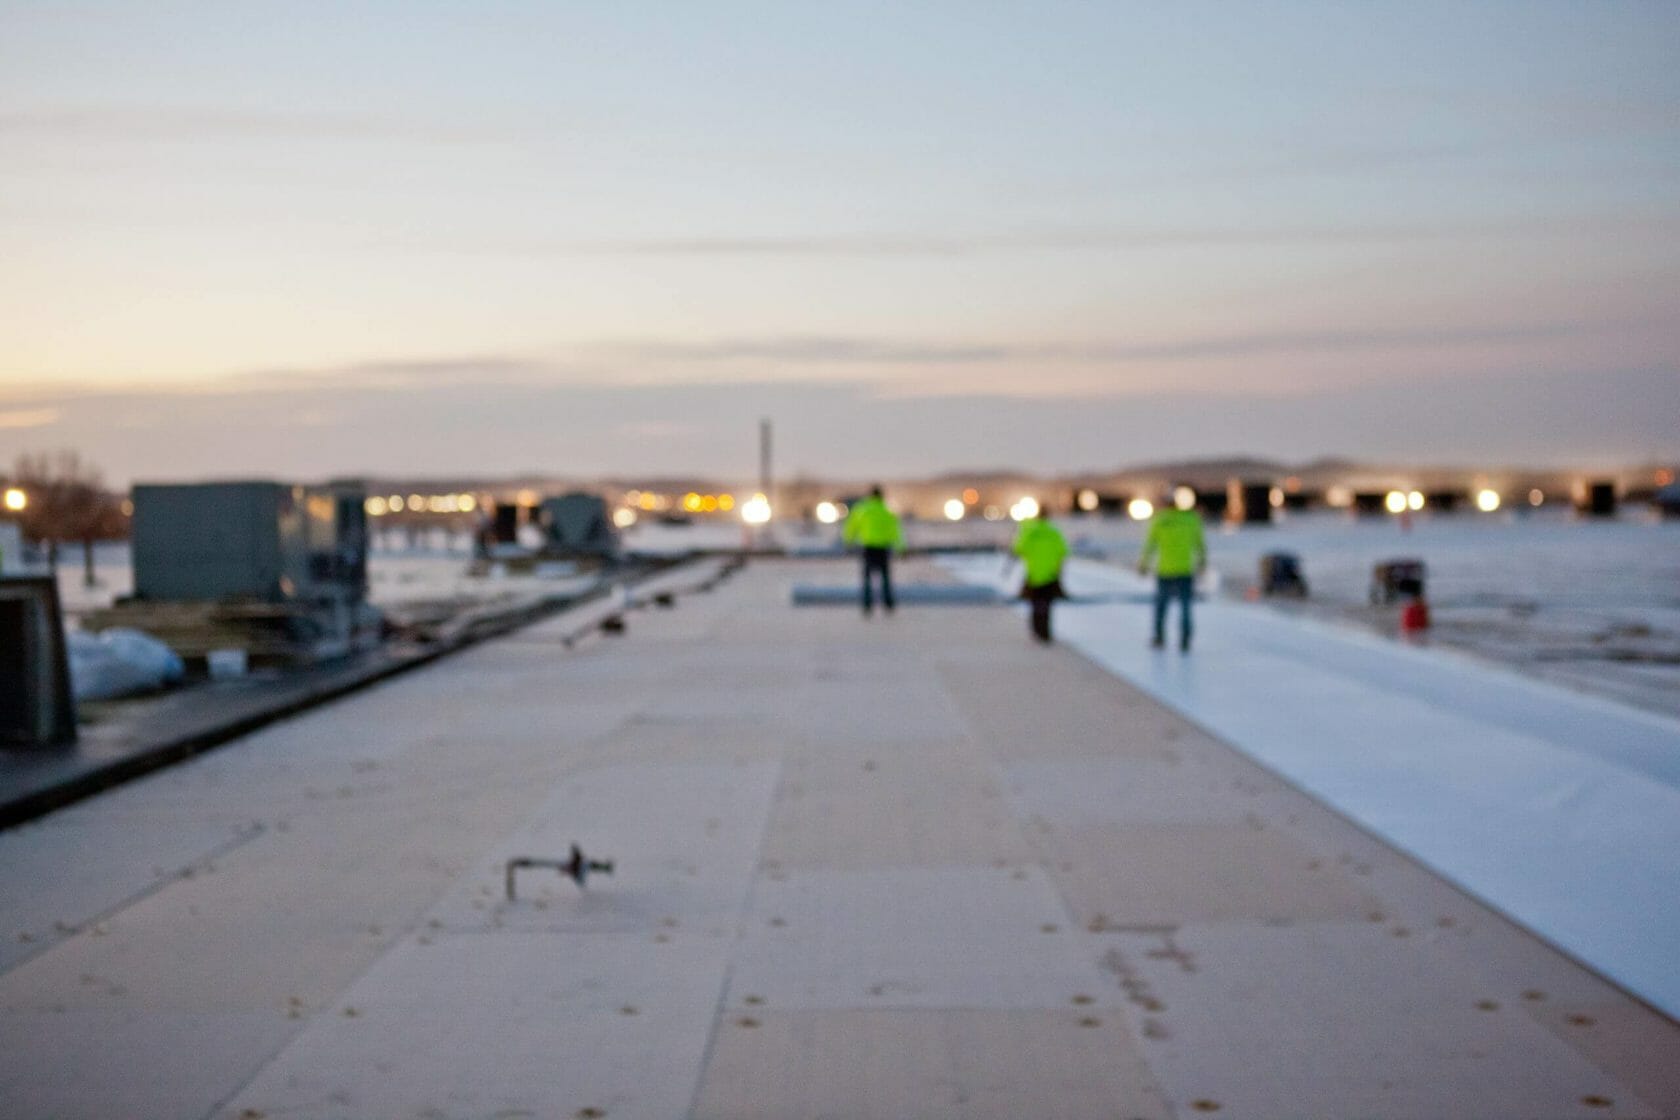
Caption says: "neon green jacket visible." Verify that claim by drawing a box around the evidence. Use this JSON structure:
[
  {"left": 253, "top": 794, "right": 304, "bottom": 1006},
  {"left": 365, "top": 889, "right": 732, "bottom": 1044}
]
[
  {"left": 1012, "top": 517, "right": 1068, "bottom": 588},
  {"left": 1140, "top": 507, "right": 1205, "bottom": 577},
  {"left": 843, "top": 496, "right": 903, "bottom": 550}
]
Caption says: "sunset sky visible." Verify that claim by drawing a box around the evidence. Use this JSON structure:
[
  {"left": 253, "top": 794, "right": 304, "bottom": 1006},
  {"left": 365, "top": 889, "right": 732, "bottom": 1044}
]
[{"left": 2, "top": 2, "right": 1676, "bottom": 483}]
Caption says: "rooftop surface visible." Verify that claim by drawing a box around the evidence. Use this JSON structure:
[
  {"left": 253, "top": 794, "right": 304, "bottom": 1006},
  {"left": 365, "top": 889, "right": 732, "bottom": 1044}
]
[{"left": 1, "top": 557, "right": 1677, "bottom": 1118}]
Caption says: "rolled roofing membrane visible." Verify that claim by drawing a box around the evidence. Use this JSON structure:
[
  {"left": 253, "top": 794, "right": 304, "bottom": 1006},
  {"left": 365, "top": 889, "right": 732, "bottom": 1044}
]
[{"left": 940, "top": 554, "right": 1680, "bottom": 1021}]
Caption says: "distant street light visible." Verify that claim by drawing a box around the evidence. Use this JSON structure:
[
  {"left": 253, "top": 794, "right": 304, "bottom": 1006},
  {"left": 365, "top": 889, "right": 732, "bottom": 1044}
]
[
  {"left": 741, "top": 494, "right": 772, "bottom": 525},
  {"left": 3, "top": 487, "right": 25, "bottom": 512},
  {"left": 943, "top": 499, "right": 965, "bottom": 521}
]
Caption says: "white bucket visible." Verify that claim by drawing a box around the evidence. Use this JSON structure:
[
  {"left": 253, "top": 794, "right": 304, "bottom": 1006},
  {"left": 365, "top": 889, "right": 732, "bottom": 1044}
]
[{"left": 207, "top": 648, "right": 248, "bottom": 679}]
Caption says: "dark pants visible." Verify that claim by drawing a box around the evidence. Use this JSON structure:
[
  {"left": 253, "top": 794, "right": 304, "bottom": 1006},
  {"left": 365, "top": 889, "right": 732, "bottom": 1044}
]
[
  {"left": 1154, "top": 575, "right": 1194, "bottom": 649},
  {"left": 1025, "top": 583, "right": 1057, "bottom": 643},
  {"left": 861, "top": 547, "right": 894, "bottom": 614}
]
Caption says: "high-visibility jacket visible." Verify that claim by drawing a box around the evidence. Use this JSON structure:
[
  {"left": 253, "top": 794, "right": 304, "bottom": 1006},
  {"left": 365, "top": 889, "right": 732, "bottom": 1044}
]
[
  {"left": 843, "top": 496, "right": 903, "bottom": 550},
  {"left": 1012, "top": 517, "right": 1068, "bottom": 588},
  {"left": 1140, "top": 507, "right": 1205, "bottom": 577}
]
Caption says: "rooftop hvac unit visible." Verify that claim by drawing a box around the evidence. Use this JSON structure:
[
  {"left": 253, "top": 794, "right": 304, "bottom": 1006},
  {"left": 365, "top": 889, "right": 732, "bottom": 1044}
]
[
  {"left": 0, "top": 576, "right": 76, "bottom": 748},
  {"left": 131, "top": 482, "right": 367, "bottom": 604},
  {"left": 540, "top": 493, "right": 619, "bottom": 558}
]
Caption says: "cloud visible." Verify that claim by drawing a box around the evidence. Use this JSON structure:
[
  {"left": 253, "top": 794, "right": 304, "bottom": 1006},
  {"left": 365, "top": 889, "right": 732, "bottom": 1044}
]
[
  {"left": 408, "top": 214, "right": 1680, "bottom": 260},
  {"left": 110, "top": 355, "right": 570, "bottom": 398},
  {"left": 1381, "top": 87, "right": 1680, "bottom": 145},
  {"left": 0, "top": 106, "right": 512, "bottom": 146},
  {"left": 615, "top": 420, "right": 698, "bottom": 439},
  {"left": 5, "top": 311, "right": 1665, "bottom": 417},
  {"left": 618, "top": 337, "right": 1013, "bottom": 365},
  {"left": 281, "top": 355, "right": 555, "bottom": 389},
  {"left": 0, "top": 407, "right": 60, "bottom": 429},
  {"left": 604, "top": 317, "right": 1657, "bottom": 375},
  {"left": 7, "top": 365, "right": 1673, "bottom": 485},
  {"left": 1052, "top": 322, "right": 1622, "bottom": 364}
]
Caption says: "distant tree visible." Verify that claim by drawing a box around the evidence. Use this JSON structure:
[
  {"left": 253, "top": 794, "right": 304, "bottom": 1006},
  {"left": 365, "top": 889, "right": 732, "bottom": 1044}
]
[{"left": 11, "top": 451, "right": 128, "bottom": 586}]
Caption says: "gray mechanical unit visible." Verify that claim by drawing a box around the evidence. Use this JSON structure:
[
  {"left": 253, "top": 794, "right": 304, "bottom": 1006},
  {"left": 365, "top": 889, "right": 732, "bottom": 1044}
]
[
  {"left": 112, "top": 482, "right": 374, "bottom": 664},
  {"left": 132, "top": 481, "right": 367, "bottom": 604},
  {"left": 0, "top": 576, "right": 76, "bottom": 748},
  {"left": 539, "top": 492, "right": 619, "bottom": 559}
]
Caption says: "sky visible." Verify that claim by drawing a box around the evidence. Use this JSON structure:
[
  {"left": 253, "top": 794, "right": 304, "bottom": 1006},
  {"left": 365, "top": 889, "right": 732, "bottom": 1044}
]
[{"left": 1, "top": 1, "right": 1677, "bottom": 484}]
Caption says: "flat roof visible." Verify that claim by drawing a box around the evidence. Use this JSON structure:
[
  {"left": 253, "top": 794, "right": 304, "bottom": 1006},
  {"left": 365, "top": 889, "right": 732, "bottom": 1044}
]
[{"left": 0, "top": 558, "right": 1675, "bottom": 1118}]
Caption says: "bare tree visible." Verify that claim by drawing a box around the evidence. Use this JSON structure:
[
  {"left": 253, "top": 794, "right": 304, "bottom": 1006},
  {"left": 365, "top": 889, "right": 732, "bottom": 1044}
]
[{"left": 11, "top": 451, "right": 128, "bottom": 586}]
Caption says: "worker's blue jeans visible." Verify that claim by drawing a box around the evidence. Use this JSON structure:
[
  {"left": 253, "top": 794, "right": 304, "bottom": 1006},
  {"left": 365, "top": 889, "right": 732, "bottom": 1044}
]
[
  {"left": 861, "top": 547, "right": 894, "bottom": 614},
  {"left": 1153, "top": 575, "right": 1194, "bottom": 648}
]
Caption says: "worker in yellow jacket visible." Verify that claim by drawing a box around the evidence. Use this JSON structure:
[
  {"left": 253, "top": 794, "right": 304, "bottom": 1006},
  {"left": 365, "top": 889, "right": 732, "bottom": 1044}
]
[
  {"left": 1138, "top": 494, "right": 1206, "bottom": 651},
  {"left": 842, "top": 486, "right": 903, "bottom": 616},
  {"left": 1011, "top": 508, "right": 1069, "bottom": 643}
]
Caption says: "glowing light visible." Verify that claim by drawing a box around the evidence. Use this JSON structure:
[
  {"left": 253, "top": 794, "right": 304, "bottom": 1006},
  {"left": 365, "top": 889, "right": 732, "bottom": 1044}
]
[
  {"left": 3, "top": 487, "right": 26, "bottom": 512},
  {"left": 120, "top": 499, "right": 133, "bottom": 517},
  {"left": 1326, "top": 487, "right": 1353, "bottom": 509},
  {"left": 1269, "top": 487, "right": 1286, "bottom": 509},
  {"left": 458, "top": 494, "right": 476, "bottom": 512},
  {"left": 740, "top": 493, "right": 772, "bottom": 525},
  {"left": 718, "top": 494, "right": 734, "bottom": 512},
  {"left": 682, "top": 492, "right": 703, "bottom": 513},
  {"left": 388, "top": 495, "right": 405, "bottom": 512},
  {"left": 1657, "top": 469, "right": 1674, "bottom": 486},
  {"left": 962, "top": 488, "right": 979, "bottom": 505},
  {"left": 1529, "top": 489, "right": 1545, "bottom": 507},
  {"left": 700, "top": 495, "right": 719, "bottom": 513},
  {"left": 1010, "top": 497, "right": 1039, "bottom": 522},
  {"left": 944, "top": 498, "right": 965, "bottom": 521},
  {"left": 365, "top": 496, "right": 389, "bottom": 517},
  {"left": 1407, "top": 490, "right": 1425, "bottom": 512},
  {"left": 1385, "top": 491, "right": 1408, "bottom": 514},
  {"left": 516, "top": 489, "right": 538, "bottom": 506},
  {"left": 1172, "top": 486, "right": 1196, "bottom": 511},
  {"left": 815, "top": 501, "right": 840, "bottom": 525},
  {"left": 612, "top": 507, "right": 637, "bottom": 529},
  {"left": 983, "top": 506, "right": 1003, "bottom": 521},
  {"left": 1127, "top": 498, "right": 1154, "bottom": 521},
  {"left": 639, "top": 493, "right": 659, "bottom": 511},
  {"left": 1475, "top": 489, "right": 1501, "bottom": 512},
  {"left": 406, "top": 494, "right": 424, "bottom": 512},
  {"left": 1076, "top": 489, "right": 1099, "bottom": 512}
]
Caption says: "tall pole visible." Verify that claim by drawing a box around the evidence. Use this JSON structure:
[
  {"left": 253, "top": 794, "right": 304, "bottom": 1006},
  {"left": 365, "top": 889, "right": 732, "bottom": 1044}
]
[{"left": 753, "top": 417, "right": 774, "bottom": 549}]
